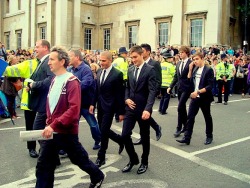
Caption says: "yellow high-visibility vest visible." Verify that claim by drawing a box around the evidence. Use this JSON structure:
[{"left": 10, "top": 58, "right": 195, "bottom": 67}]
[
  {"left": 4, "top": 59, "right": 38, "bottom": 110},
  {"left": 112, "top": 57, "right": 128, "bottom": 80},
  {"left": 161, "top": 61, "right": 176, "bottom": 87}
]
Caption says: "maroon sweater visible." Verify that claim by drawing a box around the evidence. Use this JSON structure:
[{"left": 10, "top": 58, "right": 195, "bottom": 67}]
[{"left": 46, "top": 76, "right": 81, "bottom": 134}]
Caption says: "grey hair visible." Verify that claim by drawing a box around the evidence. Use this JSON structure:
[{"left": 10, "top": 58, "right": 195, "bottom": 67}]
[
  {"left": 69, "top": 49, "right": 84, "bottom": 61},
  {"left": 50, "top": 46, "right": 70, "bottom": 68}
]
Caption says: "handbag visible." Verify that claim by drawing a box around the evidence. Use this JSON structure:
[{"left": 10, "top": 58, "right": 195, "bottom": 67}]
[
  {"left": 236, "top": 67, "right": 244, "bottom": 78},
  {"left": 12, "top": 79, "right": 23, "bottom": 91}
]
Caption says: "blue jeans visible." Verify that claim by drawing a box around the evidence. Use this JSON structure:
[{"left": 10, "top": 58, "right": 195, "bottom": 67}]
[{"left": 81, "top": 108, "right": 101, "bottom": 143}]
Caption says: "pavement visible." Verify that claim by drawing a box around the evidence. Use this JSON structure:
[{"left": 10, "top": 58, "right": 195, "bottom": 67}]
[{"left": 0, "top": 94, "right": 250, "bottom": 188}]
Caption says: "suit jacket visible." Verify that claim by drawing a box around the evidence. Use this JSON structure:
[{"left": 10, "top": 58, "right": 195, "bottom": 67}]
[
  {"left": 92, "top": 66, "right": 125, "bottom": 115},
  {"left": 29, "top": 56, "right": 54, "bottom": 112},
  {"left": 148, "top": 58, "right": 162, "bottom": 91},
  {"left": 170, "top": 58, "right": 192, "bottom": 92},
  {"left": 125, "top": 63, "right": 157, "bottom": 114},
  {"left": 191, "top": 65, "right": 214, "bottom": 102}
]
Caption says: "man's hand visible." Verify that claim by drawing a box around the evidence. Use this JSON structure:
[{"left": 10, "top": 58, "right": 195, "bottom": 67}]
[
  {"left": 190, "top": 91, "right": 199, "bottom": 99},
  {"left": 42, "top": 126, "right": 54, "bottom": 139},
  {"left": 89, "top": 105, "right": 95, "bottom": 114},
  {"left": 167, "top": 88, "right": 171, "bottom": 94},
  {"left": 142, "top": 110, "right": 150, "bottom": 120},
  {"left": 119, "top": 115, "right": 124, "bottom": 122},
  {"left": 125, "top": 99, "right": 136, "bottom": 110},
  {"left": 25, "top": 86, "right": 30, "bottom": 92}
]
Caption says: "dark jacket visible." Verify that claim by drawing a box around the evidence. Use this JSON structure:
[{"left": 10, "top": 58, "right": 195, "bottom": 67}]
[
  {"left": 125, "top": 63, "right": 157, "bottom": 114},
  {"left": 68, "top": 62, "right": 95, "bottom": 109},
  {"left": 148, "top": 58, "right": 162, "bottom": 92},
  {"left": 0, "top": 76, "right": 19, "bottom": 97},
  {"left": 46, "top": 76, "right": 81, "bottom": 134},
  {"left": 92, "top": 66, "right": 125, "bottom": 115},
  {"left": 190, "top": 65, "right": 214, "bottom": 102},
  {"left": 170, "top": 58, "right": 192, "bottom": 92},
  {"left": 28, "top": 56, "right": 54, "bottom": 112}
]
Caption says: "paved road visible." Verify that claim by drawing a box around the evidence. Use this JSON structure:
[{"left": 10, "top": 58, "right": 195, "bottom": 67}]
[{"left": 0, "top": 94, "right": 250, "bottom": 188}]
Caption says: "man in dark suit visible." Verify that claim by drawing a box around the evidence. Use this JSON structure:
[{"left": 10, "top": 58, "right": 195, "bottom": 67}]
[
  {"left": 26, "top": 39, "right": 54, "bottom": 157},
  {"left": 167, "top": 46, "right": 192, "bottom": 137},
  {"left": 90, "top": 51, "right": 125, "bottom": 167},
  {"left": 120, "top": 45, "right": 157, "bottom": 174},
  {"left": 176, "top": 52, "right": 214, "bottom": 145},
  {"left": 133, "top": 43, "right": 162, "bottom": 145}
]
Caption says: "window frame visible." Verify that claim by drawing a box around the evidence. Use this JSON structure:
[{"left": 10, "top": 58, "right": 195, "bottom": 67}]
[
  {"left": 4, "top": 32, "right": 10, "bottom": 50},
  {"left": 154, "top": 16, "right": 172, "bottom": 47},
  {"left": 15, "top": 30, "right": 22, "bottom": 49},
  {"left": 125, "top": 20, "right": 140, "bottom": 48},
  {"left": 185, "top": 11, "right": 207, "bottom": 47}
]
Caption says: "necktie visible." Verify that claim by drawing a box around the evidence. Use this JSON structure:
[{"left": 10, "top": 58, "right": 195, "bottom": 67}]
[
  {"left": 101, "top": 70, "right": 106, "bottom": 85},
  {"left": 134, "top": 67, "right": 139, "bottom": 83},
  {"left": 180, "top": 61, "right": 185, "bottom": 74}
]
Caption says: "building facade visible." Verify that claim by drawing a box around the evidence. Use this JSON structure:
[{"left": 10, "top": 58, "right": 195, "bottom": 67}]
[{"left": 0, "top": 0, "right": 242, "bottom": 51}]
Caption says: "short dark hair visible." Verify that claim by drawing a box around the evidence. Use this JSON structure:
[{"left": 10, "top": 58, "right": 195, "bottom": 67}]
[
  {"left": 140, "top": 43, "right": 151, "bottom": 52},
  {"left": 130, "top": 45, "right": 143, "bottom": 55},
  {"left": 51, "top": 46, "right": 69, "bottom": 68}
]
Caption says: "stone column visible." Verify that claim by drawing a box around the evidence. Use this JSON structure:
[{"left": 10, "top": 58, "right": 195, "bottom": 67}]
[
  {"left": 46, "top": 0, "right": 53, "bottom": 45},
  {"left": 171, "top": 0, "right": 183, "bottom": 45},
  {"left": 55, "top": 0, "right": 68, "bottom": 46},
  {"left": 72, "top": 0, "right": 81, "bottom": 49},
  {"left": 30, "top": 0, "right": 36, "bottom": 47}
]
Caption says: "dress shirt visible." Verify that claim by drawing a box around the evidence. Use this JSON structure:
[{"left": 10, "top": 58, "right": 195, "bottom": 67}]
[
  {"left": 134, "top": 62, "right": 144, "bottom": 81},
  {"left": 100, "top": 65, "right": 112, "bottom": 84},
  {"left": 179, "top": 58, "right": 189, "bottom": 74}
]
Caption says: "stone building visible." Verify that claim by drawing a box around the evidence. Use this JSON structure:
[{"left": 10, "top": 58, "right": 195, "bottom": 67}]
[{"left": 0, "top": 0, "right": 242, "bottom": 51}]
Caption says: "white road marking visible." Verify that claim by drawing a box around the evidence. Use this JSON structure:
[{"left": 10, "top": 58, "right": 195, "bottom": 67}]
[
  {"left": 0, "top": 126, "right": 24, "bottom": 131},
  {"left": 112, "top": 124, "right": 250, "bottom": 184},
  {"left": 190, "top": 136, "right": 250, "bottom": 156}
]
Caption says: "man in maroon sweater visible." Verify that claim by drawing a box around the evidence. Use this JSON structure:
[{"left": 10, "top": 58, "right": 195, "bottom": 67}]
[{"left": 35, "top": 46, "right": 104, "bottom": 188}]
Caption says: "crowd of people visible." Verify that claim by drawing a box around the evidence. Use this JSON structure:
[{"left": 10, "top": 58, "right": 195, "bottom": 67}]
[{"left": 1, "top": 39, "right": 250, "bottom": 187}]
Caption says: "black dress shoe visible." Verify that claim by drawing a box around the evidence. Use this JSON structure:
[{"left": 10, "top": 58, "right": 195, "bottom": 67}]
[
  {"left": 160, "top": 112, "right": 168, "bottom": 115},
  {"left": 173, "top": 130, "right": 182, "bottom": 137},
  {"left": 95, "top": 158, "right": 105, "bottom": 167},
  {"left": 89, "top": 176, "right": 104, "bottom": 188},
  {"left": 204, "top": 137, "right": 213, "bottom": 145},
  {"left": 137, "top": 163, "right": 148, "bottom": 174},
  {"left": 133, "top": 138, "right": 142, "bottom": 145},
  {"left": 180, "top": 128, "right": 186, "bottom": 133},
  {"left": 122, "top": 161, "right": 139, "bottom": 173},
  {"left": 29, "top": 149, "right": 39, "bottom": 158},
  {"left": 224, "top": 102, "right": 228, "bottom": 105},
  {"left": 176, "top": 137, "right": 190, "bottom": 145},
  {"left": 156, "top": 125, "right": 162, "bottom": 141},
  {"left": 118, "top": 143, "right": 124, "bottom": 155}
]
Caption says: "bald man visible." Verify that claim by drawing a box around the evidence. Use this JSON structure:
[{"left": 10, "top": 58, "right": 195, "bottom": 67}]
[{"left": 90, "top": 51, "right": 125, "bottom": 167}]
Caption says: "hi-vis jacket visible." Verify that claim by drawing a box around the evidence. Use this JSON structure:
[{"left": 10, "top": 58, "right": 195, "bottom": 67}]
[
  {"left": 215, "top": 61, "right": 233, "bottom": 81},
  {"left": 112, "top": 56, "right": 128, "bottom": 80},
  {"left": 161, "top": 61, "right": 176, "bottom": 88},
  {"left": 4, "top": 59, "right": 38, "bottom": 110}
]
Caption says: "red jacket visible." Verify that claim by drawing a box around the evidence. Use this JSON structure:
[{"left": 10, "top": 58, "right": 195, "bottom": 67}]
[{"left": 46, "top": 76, "right": 81, "bottom": 134}]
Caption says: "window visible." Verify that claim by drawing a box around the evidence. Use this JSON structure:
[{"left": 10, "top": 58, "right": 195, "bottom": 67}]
[
  {"left": 190, "top": 19, "right": 203, "bottom": 47},
  {"left": 158, "top": 22, "right": 169, "bottom": 47},
  {"left": 185, "top": 11, "right": 207, "bottom": 47},
  {"left": 16, "top": 31, "right": 22, "bottom": 49},
  {"left": 104, "top": 28, "right": 110, "bottom": 50},
  {"left": 84, "top": 28, "right": 92, "bottom": 50},
  {"left": 18, "top": 0, "right": 21, "bottom": 10},
  {"left": 125, "top": 20, "right": 140, "bottom": 49},
  {"left": 5, "top": 34, "right": 10, "bottom": 50},
  {"left": 128, "top": 26, "right": 137, "bottom": 48},
  {"left": 154, "top": 16, "right": 172, "bottom": 47},
  {"left": 6, "top": 0, "right": 10, "bottom": 13},
  {"left": 40, "top": 26, "right": 46, "bottom": 39}
]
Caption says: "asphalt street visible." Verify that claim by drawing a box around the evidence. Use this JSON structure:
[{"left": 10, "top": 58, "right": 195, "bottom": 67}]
[{"left": 0, "top": 94, "right": 250, "bottom": 188}]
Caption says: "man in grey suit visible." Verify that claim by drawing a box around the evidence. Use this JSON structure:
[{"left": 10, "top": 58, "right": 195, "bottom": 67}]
[{"left": 120, "top": 45, "right": 157, "bottom": 174}]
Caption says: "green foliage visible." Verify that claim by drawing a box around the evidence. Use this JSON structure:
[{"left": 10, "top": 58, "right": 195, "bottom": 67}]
[{"left": 237, "top": 0, "right": 250, "bottom": 15}]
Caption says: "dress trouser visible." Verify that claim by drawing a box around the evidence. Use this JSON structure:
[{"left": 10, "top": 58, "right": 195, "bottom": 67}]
[
  {"left": 184, "top": 98, "right": 213, "bottom": 139},
  {"left": 33, "top": 112, "right": 47, "bottom": 130},
  {"left": 24, "top": 110, "right": 37, "bottom": 150},
  {"left": 36, "top": 134, "right": 103, "bottom": 188},
  {"left": 176, "top": 90, "right": 191, "bottom": 131},
  {"left": 97, "top": 108, "right": 121, "bottom": 160},
  {"left": 159, "top": 87, "right": 171, "bottom": 113},
  {"left": 122, "top": 109, "right": 150, "bottom": 165}
]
